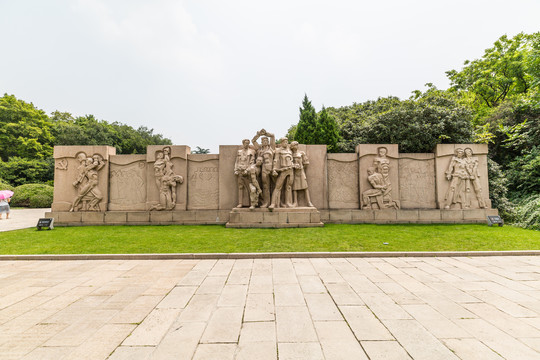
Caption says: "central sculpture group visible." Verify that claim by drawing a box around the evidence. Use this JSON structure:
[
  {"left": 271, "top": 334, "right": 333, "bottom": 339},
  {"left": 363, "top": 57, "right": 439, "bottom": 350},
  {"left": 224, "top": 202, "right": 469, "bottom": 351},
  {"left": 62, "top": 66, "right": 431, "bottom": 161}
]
[{"left": 234, "top": 129, "right": 314, "bottom": 209}]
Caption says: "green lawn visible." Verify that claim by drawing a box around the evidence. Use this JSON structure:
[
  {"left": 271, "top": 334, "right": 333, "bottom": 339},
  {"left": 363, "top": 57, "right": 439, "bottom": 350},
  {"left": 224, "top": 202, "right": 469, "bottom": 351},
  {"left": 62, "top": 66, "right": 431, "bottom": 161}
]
[{"left": 0, "top": 224, "right": 539, "bottom": 254}]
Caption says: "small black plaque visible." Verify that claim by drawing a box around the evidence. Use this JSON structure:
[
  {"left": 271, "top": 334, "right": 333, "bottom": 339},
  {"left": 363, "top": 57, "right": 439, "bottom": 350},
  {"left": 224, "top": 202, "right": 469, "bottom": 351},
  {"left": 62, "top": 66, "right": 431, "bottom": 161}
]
[
  {"left": 487, "top": 215, "right": 503, "bottom": 227},
  {"left": 37, "top": 218, "right": 54, "bottom": 230}
]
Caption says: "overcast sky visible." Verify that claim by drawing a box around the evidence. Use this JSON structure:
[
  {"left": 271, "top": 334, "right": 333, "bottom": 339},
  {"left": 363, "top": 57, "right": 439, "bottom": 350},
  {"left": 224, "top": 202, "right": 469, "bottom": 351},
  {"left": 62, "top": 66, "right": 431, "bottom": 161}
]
[{"left": 1, "top": 0, "right": 539, "bottom": 152}]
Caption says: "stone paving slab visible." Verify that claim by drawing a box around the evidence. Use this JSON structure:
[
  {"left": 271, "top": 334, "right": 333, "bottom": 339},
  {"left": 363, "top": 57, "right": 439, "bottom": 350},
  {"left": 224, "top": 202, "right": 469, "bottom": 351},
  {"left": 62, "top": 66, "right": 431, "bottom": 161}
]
[
  {"left": 1, "top": 256, "right": 540, "bottom": 359},
  {"left": 0, "top": 208, "right": 50, "bottom": 232}
]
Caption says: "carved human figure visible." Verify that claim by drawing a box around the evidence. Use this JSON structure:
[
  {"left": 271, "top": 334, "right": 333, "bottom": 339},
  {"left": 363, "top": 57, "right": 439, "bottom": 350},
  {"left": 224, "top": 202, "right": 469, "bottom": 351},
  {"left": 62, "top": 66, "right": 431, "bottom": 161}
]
[
  {"left": 252, "top": 129, "right": 275, "bottom": 208},
  {"left": 234, "top": 139, "right": 259, "bottom": 208},
  {"left": 444, "top": 148, "right": 469, "bottom": 209},
  {"left": 362, "top": 167, "right": 387, "bottom": 210},
  {"left": 70, "top": 153, "right": 105, "bottom": 211},
  {"left": 150, "top": 148, "right": 184, "bottom": 210},
  {"left": 269, "top": 137, "right": 294, "bottom": 209},
  {"left": 373, "top": 147, "right": 390, "bottom": 181},
  {"left": 363, "top": 147, "right": 399, "bottom": 210},
  {"left": 290, "top": 141, "right": 314, "bottom": 207},
  {"left": 464, "top": 147, "right": 486, "bottom": 208},
  {"left": 362, "top": 167, "right": 399, "bottom": 210}
]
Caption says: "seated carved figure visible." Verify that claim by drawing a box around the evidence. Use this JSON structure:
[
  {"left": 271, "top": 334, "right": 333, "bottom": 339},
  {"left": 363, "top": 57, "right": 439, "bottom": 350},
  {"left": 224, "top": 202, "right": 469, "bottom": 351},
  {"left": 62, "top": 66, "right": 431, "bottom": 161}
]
[{"left": 362, "top": 167, "right": 399, "bottom": 210}]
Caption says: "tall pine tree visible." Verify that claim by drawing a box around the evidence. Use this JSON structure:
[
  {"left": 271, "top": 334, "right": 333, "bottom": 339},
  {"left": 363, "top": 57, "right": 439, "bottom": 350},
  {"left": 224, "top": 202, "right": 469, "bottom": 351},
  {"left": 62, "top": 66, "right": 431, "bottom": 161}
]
[
  {"left": 294, "top": 94, "right": 318, "bottom": 144},
  {"left": 318, "top": 106, "right": 341, "bottom": 152}
]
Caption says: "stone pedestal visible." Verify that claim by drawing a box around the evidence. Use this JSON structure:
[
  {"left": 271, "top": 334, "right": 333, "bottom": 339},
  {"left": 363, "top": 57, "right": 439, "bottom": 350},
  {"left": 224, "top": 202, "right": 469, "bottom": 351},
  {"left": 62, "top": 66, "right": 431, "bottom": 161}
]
[{"left": 226, "top": 208, "right": 323, "bottom": 228}]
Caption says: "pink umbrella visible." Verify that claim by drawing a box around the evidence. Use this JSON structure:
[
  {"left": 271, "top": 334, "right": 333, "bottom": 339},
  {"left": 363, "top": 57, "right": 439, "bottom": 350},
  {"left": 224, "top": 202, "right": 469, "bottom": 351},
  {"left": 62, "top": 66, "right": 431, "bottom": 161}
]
[{"left": 0, "top": 190, "right": 14, "bottom": 200}]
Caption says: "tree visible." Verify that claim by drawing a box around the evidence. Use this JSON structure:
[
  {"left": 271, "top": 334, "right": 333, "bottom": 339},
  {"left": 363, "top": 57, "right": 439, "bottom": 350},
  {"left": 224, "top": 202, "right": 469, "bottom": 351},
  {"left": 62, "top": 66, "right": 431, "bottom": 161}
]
[
  {"left": 0, "top": 94, "right": 54, "bottom": 161},
  {"left": 294, "top": 94, "right": 319, "bottom": 144},
  {"left": 446, "top": 33, "right": 533, "bottom": 108},
  {"left": 192, "top": 146, "right": 210, "bottom": 154},
  {"left": 317, "top": 107, "right": 340, "bottom": 152}
]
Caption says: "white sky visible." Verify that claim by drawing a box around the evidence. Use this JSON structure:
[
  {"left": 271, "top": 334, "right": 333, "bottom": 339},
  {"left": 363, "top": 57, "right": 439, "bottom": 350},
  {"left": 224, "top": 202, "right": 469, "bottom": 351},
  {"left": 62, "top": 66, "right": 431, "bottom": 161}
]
[{"left": 1, "top": 0, "right": 539, "bottom": 153}]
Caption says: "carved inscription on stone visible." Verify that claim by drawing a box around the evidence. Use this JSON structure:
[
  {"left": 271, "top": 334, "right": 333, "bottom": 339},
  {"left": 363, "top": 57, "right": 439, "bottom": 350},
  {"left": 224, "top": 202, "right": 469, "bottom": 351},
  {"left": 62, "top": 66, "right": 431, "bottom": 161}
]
[
  {"left": 399, "top": 157, "right": 436, "bottom": 208},
  {"left": 188, "top": 160, "right": 219, "bottom": 209},
  {"left": 109, "top": 161, "right": 146, "bottom": 210},
  {"left": 328, "top": 158, "right": 358, "bottom": 209}
]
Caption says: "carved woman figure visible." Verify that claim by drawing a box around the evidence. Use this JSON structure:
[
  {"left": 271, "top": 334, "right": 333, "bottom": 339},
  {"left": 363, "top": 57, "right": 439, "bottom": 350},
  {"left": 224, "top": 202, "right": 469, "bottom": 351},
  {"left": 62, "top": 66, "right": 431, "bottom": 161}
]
[
  {"left": 444, "top": 148, "right": 470, "bottom": 209},
  {"left": 290, "top": 141, "right": 314, "bottom": 207}
]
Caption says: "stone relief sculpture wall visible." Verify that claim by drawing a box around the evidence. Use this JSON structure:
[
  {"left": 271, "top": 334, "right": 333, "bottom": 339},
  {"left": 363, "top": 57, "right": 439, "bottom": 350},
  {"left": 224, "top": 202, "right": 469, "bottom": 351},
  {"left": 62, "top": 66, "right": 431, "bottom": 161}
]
[
  {"left": 435, "top": 144, "right": 490, "bottom": 210},
  {"left": 108, "top": 155, "right": 147, "bottom": 211},
  {"left": 50, "top": 141, "right": 494, "bottom": 224},
  {"left": 233, "top": 130, "right": 315, "bottom": 210},
  {"left": 146, "top": 145, "right": 188, "bottom": 211},
  {"left": 398, "top": 153, "right": 436, "bottom": 209},
  {"left": 52, "top": 146, "right": 115, "bottom": 212},
  {"left": 358, "top": 144, "right": 400, "bottom": 210}
]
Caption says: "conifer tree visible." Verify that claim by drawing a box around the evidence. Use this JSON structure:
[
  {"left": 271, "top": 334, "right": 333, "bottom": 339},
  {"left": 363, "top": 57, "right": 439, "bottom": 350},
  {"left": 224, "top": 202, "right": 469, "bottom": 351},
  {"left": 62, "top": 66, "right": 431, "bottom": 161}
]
[
  {"left": 294, "top": 94, "right": 318, "bottom": 144},
  {"left": 318, "top": 106, "right": 341, "bottom": 152}
]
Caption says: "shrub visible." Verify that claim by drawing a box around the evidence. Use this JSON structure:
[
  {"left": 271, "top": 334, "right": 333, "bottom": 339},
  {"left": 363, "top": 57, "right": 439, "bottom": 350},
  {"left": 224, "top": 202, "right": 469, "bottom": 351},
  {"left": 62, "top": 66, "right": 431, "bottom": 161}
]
[
  {"left": 11, "top": 184, "right": 53, "bottom": 208},
  {"left": 0, "top": 157, "right": 54, "bottom": 186},
  {"left": 487, "top": 159, "right": 516, "bottom": 221},
  {"left": 0, "top": 178, "right": 14, "bottom": 191},
  {"left": 515, "top": 194, "right": 540, "bottom": 230}
]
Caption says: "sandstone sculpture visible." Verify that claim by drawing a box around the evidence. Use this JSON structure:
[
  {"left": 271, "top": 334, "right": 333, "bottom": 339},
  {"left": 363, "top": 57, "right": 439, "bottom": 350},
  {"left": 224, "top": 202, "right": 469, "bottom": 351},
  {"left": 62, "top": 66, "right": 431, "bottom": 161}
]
[
  {"left": 362, "top": 147, "right": 400, "bottom": 209},
  {"left": 252, "top": 129, "right": 275, "bottom": 208},
  {"left": 464, "top": 147, "right": 486, "bottom": 208},
  {"left": 69, "top": 152, "right": 105, "bottom": 211},
  {"left": 234, "top": 131, "right": 316, "bottom": 210},
  {"left": 269, "top": 137, "right": 295, "bottom": 209},
  {"left": 444, "top": 147, "right": 486, "bottom": 209},
  {"left": 291, "top": 141, "right": 314, "bottom": 207},
  {"left": 150, "top": 146, "right": 184, "bottom": 210},
  {"left": 234, "top": 139, "right": 260, "bottom": 209}
]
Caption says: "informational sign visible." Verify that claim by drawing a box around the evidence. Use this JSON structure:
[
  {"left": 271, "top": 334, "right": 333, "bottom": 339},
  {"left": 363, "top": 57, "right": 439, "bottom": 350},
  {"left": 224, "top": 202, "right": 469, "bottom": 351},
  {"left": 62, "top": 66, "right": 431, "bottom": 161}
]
[
  {"left": 36, "top": 218, "right": 54, "bottom": 230},
  {"left": 487, "top": 215, "right": 503, "bottom": 227}
]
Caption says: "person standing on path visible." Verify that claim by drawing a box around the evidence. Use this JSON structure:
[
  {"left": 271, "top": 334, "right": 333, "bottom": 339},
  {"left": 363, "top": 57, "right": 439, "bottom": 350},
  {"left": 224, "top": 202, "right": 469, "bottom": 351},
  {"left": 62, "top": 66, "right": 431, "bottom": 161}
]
[{"left": 0, "top": 196, "right": 11, "bottom": 220}]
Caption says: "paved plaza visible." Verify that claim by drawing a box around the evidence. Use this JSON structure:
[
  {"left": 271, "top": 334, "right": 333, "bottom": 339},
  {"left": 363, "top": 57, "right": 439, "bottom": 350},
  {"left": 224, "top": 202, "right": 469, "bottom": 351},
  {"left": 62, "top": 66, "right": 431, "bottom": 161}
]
[
  {"left": 0, "top": 209, "right": 50, "bottom": 232},
  {"left": 1, "top": 257, "right": 540, "bottom": 359}
]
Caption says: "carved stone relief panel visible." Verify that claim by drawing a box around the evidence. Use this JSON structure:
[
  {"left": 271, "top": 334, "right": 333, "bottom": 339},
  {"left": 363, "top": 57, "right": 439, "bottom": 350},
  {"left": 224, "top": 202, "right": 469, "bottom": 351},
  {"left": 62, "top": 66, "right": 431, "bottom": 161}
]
[
  {"left": 357, "top": 144, "right": 400, "bottom": 210},
  {"left": 109, "top": 155, "right": 147, "bottom": 210},
  {"left": 51, "top": 146, "right": 116, "bottom": 212},
  {"left": 435, "top": 144, "right": 490, "bottom": 209},
  {"left": 398, "top": 154, "right": 436, "bottom": 209},
  {"left": 187, "top": 155, "right": 219, "bottom": 210},
  {"left": 146, "top": 145, "right": 189, "bottom": 211},
  {"left": 327, "top": 153, "right": 358, "bottom": 209}
]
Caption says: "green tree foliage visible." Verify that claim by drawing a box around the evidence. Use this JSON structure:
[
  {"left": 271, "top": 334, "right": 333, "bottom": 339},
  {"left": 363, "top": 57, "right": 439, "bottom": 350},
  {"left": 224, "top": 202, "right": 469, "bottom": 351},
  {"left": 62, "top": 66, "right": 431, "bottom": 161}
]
[
  {"left": 293, "top": 95, "right": 342, "bottom": 152},
  {"left": 326, "top": 89, "right": 473, "bottom": 153},
  {"left": 446, "top": 33, "right": 533, "bottom": 109},
  {"left": 0, "top": 157, "right": 54, "bottom": 186},
  {"left": 0, "top": 94, "right": 54, "bottom": 161},
  {"left": 0, "top": 94, "right": 172, "bottom": 186},
  {"left": 295, "top": 94, "right": 320, "bottom": 144},
  {"left": 51, "top": 113, "right": 172, "bottom": 154},
  {"left": 318, "top": 107, "right": 340, "bottom": 153}
]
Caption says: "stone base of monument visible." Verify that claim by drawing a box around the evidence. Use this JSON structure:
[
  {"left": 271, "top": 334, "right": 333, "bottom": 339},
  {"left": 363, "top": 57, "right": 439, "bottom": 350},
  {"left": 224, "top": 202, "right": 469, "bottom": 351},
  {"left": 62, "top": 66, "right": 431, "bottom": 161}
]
[
  {"left": 45, "top": 208, "right": 498, "bottom": 226},
  {"left": 225, "top": 207, "right": 324, "bottom": 228}
]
